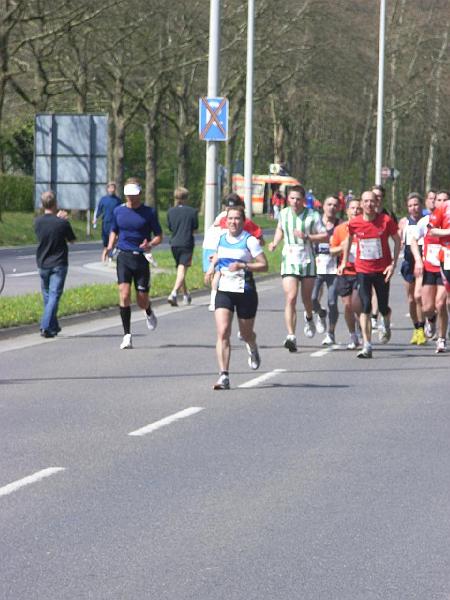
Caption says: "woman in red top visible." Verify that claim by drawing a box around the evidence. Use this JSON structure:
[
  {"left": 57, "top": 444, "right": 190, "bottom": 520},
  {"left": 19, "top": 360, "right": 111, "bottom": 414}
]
[{"left": 339, "top": 190, "right": 400, "bottom": 358}]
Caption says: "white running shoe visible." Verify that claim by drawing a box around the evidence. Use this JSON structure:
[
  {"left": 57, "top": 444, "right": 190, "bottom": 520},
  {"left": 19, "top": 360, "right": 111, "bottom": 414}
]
[
  {"left": 120, "top": 333, "right": 132, "bottom": 349},
  {"left": 435, "top": 337, "right": 447, "bottom": 353},
  {"left": 303, "top": 313, "right": 316, "bottom": 338},
  {"left": 284, "top": 334, "right": 297, "bottom": 353},
  {"left": 246, "top": 343, "right": 261, "bottom": 370},
  {"left": 378, "top": 321, "right": 391, "bottom": 344},
  {"left": 167, "top": 293, "right": 178, "bottom": 306},
  {"left": 182, "top": 293, "right": 192, "bottom": 305},
  {"left": 347, "top": 332, "right": 360, "bottom": 350},
  {"left": 213, "top": 373, "right": 230, "bottom": 390},
  {"left": 315, "top": 312, "right": 327, "bottom": 334},
  {"left": 145, "top": 310, "right": 157, "bottom": 331},
  {"left": 371, "top": 316, "right": 378, "bottom": 331},
  {"left": 425, "top": 319, "right": 436, "bottom": 339},
  {"left": 237, "top": 330, "right": 244, "bottom": 341},
  {"left": 321, "top": 332, "right": 335, "bottom": 346}
]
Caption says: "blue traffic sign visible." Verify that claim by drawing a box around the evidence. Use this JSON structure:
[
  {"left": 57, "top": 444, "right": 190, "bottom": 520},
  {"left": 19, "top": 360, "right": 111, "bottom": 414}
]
[{"left": 199, "top": 97, "right": 228, "bottom": 142}]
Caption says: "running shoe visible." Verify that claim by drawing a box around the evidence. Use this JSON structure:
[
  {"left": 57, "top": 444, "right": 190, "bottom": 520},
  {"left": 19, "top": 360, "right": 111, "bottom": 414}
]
[
  {"left": 284, "top": 335, "right": 297, "bottom": 353},
  {"left": 435, "top": 338, "right": 447, "bottom": 353},
  {"left": 167, "top": 293, "right": 178, "bottom": 307},
  {"left": 120, "top": 333, "right": 133, "bottom": 349},
  {"left": 321, "top": 332, "right": 335, "bottom": 346},
  {"left": 357, "top": 344, "right": 372, "bottom": 358},
  {"left": 145, "top": 310, "right": 157, "bottom": 330},
  {"left": 415, "top": 327, "right": 427, "bottom": 345},
  {"left": 237, "top": 330, "right": 244, "bottom": 341},
  {"left": 425, "top": 318, "right": 436, "bottom": 339},
  {"left": 40, "top": 329, "right": 56, "bottom": 338},
  {"left": 409, "top": 329, "right": 418, "bottom": 345},
  {"left": 315, "top": 311, "right": 327, "bottom": 334},
  {"left": 378, "top": 322, "right": 391, "bottom": 344},
  {"left": 246, "top": 343, "right": 261, "bottom": 370},
  {"left": 347, "top": 333, "right": 360, "bottom": 350},
  {"left": 303, "top": 313, "right": 316, "bottom": 338},
  {"left": 371, "top": 316, "right": 378, "bottom": 331},
  {"left": 213, "top": 374, "right": 230, "bottom": 390},
  {"left": 182, "top": 293, "right": 192, "bottom": 305}
]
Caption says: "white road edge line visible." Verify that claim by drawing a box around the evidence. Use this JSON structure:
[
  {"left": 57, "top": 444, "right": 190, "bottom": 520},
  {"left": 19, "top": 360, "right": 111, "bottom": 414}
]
[
  {"left": 0, "top": 467, "right": 65, "bottom": 498},
  {"left": 128, "top": 407, "right": 205, "bottom": 437},
  {"left": 238, "top": 368, "right": 287, "bottom": 389},
  {"left": 9, "top": 271, "right": 39, "bottom": 277}
]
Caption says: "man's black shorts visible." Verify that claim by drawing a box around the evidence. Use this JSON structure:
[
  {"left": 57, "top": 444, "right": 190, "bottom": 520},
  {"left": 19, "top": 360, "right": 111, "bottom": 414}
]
[
  {"left": 422, "top": 268, "right": 443, "bottom": 286},
  {"left": 171, "top": 246, "right": 193, "bottom": 267},
  {"left": 215, "top": 289, "right": 258, "bottom": 319},
  {"left": 336, "top": 275, "right": 358, "bottom": 297},
  {"left": 116, "top": 251, "right": 150, "bottom": 292}
]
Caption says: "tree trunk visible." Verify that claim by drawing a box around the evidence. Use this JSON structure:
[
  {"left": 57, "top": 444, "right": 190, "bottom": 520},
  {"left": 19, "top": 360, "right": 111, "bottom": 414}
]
[
  {"left": 425, "top": 26, "right": 448, "bottom": 191},
  {"left": 144, "top": 120, "right": 158, "bottom": 208}
]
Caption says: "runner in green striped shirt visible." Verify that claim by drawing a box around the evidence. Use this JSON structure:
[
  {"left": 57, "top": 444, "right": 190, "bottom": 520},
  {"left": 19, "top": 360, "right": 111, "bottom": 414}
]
[{"left": 268, "top": 185, "right": 327, "bottom": 352}]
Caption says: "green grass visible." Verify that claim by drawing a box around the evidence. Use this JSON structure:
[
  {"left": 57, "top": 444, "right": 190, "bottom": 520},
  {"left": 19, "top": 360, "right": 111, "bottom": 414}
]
[
  {"left": 0, "top": 246, "right": 282, "bottom": 328},
  {"left": 0, "top": 211, "right": 275, "bottom": 247}
]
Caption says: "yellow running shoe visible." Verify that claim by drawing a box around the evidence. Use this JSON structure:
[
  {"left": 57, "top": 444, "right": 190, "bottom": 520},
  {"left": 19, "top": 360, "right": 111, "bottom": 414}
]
[
  {"left": 415, "top": 327, "right": 427, "bottom": 345},
  {"left": 409, "top": 329, "right": 418, "bottom": 344}
]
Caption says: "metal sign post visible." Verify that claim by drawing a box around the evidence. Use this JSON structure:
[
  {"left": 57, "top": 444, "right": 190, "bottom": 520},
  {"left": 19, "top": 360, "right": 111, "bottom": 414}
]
[
  {"left": 375, "top": 0, "right": 386, "bottom": 186},
  {"left": 204, "top": 0, "right": 221, "bottom": 231}
]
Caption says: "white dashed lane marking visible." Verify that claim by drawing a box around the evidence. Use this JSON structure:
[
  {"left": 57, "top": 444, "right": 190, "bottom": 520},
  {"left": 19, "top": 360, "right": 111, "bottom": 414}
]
[
  {"left": 238, "top": 369, "right": 287, "bottom": 389},
  {"left": 128, "top": 407, "right": 205, "bottom": 437},
  {"left": 0, "top": 468, "right": 65, "bottom": 498}
]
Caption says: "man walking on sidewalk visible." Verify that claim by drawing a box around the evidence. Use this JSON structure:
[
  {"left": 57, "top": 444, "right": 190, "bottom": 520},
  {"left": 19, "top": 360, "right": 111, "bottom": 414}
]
[{"left": 34, "top": 190, "right": 76, "bottom": 338}]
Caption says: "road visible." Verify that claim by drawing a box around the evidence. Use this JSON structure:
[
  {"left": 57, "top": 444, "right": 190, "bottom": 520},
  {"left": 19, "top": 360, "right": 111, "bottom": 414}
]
[{"left": 1, "top": 278, "right": 450, "bottom": 599}]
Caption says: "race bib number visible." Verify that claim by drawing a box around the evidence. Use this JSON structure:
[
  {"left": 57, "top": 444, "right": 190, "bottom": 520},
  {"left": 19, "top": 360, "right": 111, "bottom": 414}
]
[
  {"left": 444, "top": 248, "right": 450, "bottom": 270},
  {"left": 218, "top": 268, "right": 245, "bottom": 293},
  {"left": 359, "top": 237, "right": 382, "bottom": 260},
  {"left": 349, "top": 242, "right": 357, "bottom": 263},
  {"left": 426, "top": 243, "right": 441, "bottom": 267},
  {"left": 405, "top": 224, "right": 417, "bottom": 246},
  {"left": 286, "top": 244, "right": 311, "bottom": 265},
  {"left": 316, "top": 253, "right": 337, "bottom": 275}
]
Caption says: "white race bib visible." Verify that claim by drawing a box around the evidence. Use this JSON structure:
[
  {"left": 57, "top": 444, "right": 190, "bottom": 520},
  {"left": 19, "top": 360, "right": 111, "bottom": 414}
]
[
  {"left": 359, "top": 237, "right": 382, "bottom": 260},
  {"left": 286, "top": 244, "right": 311, "bottom": 265},
  {"left": 316, "top": 253, "right": 337, "bottom": 275},
  {"left": 218, "top": 268, "right": 245, "bottom": 293},
  {"left": 443, "top": 248, "right": 450, "bottom": 270},
  {"left": 349, "top": 242, "right": 357, "bottom": 263},
  {"left": 426, "top": 243, "right": 441, "bottom": 267}
]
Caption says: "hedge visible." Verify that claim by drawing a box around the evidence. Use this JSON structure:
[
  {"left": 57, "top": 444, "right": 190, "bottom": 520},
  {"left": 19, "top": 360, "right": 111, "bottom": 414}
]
[{"left": 0, "top": 174, "right": 34, "bottom": 212}]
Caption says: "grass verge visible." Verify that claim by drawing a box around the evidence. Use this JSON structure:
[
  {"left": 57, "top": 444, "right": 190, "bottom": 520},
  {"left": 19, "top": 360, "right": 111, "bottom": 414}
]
[
  {"left": 0, "top": 246, "right": 282, "bottom": 329},
  {"left": 0, "top": 211, "right": 275, "bottom": 246}
]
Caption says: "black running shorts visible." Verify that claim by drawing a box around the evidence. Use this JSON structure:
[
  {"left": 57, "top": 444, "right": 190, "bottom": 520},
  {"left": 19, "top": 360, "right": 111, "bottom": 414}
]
[
  {"left": 215, "top": 289, "right": 258, "bottom": 319},
  {"left": 171, "top": 246, "right": 193, "bottom": 267},
  {"left": 336, "top": 275, "right": 358, "bottom": 298},
  {"left": 116, "top": 251, "right": 150, "bottom": 292},
  {"left": 422, "top": 268, "right": 443, "bottom": 287}
]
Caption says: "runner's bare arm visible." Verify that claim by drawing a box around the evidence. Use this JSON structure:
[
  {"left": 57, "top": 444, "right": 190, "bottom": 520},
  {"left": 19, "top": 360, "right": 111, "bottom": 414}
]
[{"left": 268, "top": 224, "right": 284, "bottom": 252}]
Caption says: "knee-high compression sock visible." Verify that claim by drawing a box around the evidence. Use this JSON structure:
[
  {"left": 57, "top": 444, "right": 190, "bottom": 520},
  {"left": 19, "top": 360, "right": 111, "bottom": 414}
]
[{"left": 120, "top": 306, "right": 131, "bottom": 334}]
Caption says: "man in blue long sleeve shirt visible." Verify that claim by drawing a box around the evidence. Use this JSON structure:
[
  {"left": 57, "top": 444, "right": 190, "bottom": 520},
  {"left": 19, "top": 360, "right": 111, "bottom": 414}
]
[{"left": 93, "top": 182, "right": 121, "bottom": 261}]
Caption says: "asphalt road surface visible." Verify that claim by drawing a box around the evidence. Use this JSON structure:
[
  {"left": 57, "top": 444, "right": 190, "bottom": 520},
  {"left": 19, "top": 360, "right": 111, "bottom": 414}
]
[{"left": 1, "top": 278, "right": 450, "bottom": 599}]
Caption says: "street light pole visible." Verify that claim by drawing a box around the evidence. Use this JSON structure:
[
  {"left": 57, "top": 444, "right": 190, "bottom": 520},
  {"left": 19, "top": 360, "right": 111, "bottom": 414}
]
[
  {"left": 375, "top": 0, "right": 386, "bottom": 186},
  {"left": 244, "top": 0, "right": 255, "bottom": 217},
  {"left": 204, "top": 0, "right": 221, "bottom": 231}
]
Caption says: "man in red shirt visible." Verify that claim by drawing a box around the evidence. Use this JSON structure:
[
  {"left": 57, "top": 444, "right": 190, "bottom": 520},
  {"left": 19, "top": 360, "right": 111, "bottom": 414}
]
[
  {"left": 429, "top": 189, "right": 450, "bottom": 289},
  {"left": 338, "top": 190, "right": 400, "bottom": 358}
]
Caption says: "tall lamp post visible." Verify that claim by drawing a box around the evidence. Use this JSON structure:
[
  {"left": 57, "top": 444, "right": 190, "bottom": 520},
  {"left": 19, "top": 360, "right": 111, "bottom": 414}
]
[
  {"left": 375, "top": 0, "right": 386, "bottom": 186},
  {"left": 244, "top": 0, "right": 255, "bottom": 217},
  {"left": 204, "top": 0, "right": 221, "bottom": 230}
]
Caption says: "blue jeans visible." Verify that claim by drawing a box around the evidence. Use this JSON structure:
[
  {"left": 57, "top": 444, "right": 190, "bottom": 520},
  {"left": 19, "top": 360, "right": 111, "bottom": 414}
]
[{"left": 39, "top": 266, "right": 68, "bottom": 333}]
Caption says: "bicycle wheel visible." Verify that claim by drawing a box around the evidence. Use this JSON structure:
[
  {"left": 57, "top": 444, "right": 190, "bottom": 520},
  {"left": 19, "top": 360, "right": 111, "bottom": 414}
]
[{"left": 0, "top": 264, "right": 5, "bottom": 294}]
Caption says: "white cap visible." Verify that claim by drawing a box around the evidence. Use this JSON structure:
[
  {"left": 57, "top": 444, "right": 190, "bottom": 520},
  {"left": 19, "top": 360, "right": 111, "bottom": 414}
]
[{"left": 124, "top": 183, "right": 141, "bottom": 196}]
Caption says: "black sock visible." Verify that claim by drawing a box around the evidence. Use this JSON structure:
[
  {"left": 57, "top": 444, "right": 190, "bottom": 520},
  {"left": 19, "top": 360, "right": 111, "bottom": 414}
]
[
  {"left": 428, "top": 315, "right": 436, "bottom": 323},
  {"left": 145, "top": 304, "right": 153, "bottom": 316},
  {"left": 417, "top": 321, "right": 425, "bottom": 328},
  {"left": 220, "top": 371, "right": 229, "bottom": 377},
  {"left": 120, "top": 306, "right": 131, "bottom": 334},
  {"left": 306, "top": 315, "right": 313, "bottom": 321}
]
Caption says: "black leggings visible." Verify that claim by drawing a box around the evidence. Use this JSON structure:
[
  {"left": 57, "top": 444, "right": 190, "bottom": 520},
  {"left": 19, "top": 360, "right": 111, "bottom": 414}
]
[{"left": 357, "top": 272, "right": 390, "bottom": 316}]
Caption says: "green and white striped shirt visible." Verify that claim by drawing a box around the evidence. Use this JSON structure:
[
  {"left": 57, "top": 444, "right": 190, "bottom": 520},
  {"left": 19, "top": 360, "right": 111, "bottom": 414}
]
[{"left": 278, "top": 207, "right": 325, "bottom": 276}]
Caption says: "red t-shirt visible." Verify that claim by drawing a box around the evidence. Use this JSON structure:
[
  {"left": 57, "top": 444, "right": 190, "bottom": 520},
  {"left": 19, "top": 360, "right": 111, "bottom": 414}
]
[
  {"left": 218, "top": 216, "right": 262, "bottom": 239},
  {"left": 348, "top": 213, "right": 398, "bottom": 274},
  {"left": 429, "top": 203, "right": 450, "bottom": 247}
]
